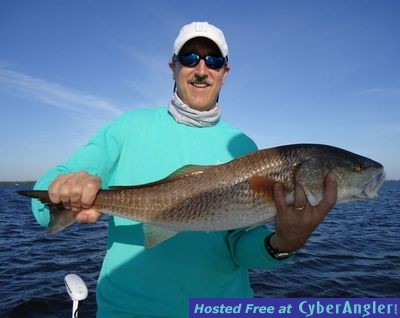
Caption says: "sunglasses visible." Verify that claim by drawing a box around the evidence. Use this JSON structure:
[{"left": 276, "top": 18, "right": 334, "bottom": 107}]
[{"left": 172, "top": 53, "right": 228, "bottom": 69}]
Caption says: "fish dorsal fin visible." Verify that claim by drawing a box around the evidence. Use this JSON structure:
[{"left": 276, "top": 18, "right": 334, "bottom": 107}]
[
  {"left": 143, "top": 224, "right": 178, "bottom": 248},
  {"left": 108, "top": 165, "right": 211, "bottom": 190},
  {"left": 166, "top": 164, "right": 210, "bottom": 180},
  {"left": 249, "top": 176, "right": 276, "bottom": 203}
]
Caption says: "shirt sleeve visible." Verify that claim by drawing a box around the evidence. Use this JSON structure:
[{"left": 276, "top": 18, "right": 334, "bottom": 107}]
[
  {"left": 32, "top": 115, "right": 124, "bottom": 227},
  {"left": 226, "top": 226, "right": 294, "bottom": 269}
]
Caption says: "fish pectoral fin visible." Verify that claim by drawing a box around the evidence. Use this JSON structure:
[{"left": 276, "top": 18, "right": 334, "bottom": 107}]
[
  {"left": 249, "top": 176, "right": 277, "bottom": 203},
  {"left": 143, "top": 224, "right": 178, "bottom": 248}
]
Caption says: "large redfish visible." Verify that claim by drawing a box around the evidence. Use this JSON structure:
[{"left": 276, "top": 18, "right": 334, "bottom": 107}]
[{"left": 18, "top": 144, "right": 385, "bottom": 247}]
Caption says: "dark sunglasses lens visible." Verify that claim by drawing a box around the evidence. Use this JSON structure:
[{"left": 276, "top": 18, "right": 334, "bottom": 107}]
[
  {"left": 204, "top": 56, "right": 225, "bottom": 69},
  {"left": 178, "top": 54, "right": 200, "bottom": 67}
]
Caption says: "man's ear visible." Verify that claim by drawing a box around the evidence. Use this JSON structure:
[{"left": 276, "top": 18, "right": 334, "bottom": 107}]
[
  {"left": 222, "top": 65, "right": 230, "bottom": 84},
  {"left": 169, "top": 61, "right": 177, "bottom": 81}
]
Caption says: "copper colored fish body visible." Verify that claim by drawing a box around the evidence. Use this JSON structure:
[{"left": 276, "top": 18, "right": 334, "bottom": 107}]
[{"left": 18, "top": 144, "right": 385, "bottom": 247}]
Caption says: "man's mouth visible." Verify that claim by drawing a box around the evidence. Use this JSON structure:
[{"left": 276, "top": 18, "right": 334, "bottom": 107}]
[{"left": 190, "top": 82, "right": 210, "bottom": 88}]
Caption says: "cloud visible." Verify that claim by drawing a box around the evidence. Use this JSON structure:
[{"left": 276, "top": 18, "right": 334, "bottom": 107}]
[
  {"left": 128, "top": 50, "right": 170, "bottom": 73},
  {"left": 0, "top": 67, "right": 124, "bottom": 116},
  {"left": 122, "top": 49, "right": 172, "bottom": 107},
  {"left": 354, "top": 87, "right": 400, "bottom": 98}
]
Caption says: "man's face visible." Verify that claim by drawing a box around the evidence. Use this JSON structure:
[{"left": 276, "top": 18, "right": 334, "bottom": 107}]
[{"left": 169, "top": 37, "right": 230, "bottom": 111}]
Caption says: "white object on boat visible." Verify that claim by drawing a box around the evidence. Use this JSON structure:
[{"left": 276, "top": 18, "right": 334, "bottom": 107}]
[{"left": 65, "top": 273, "right": 88, "bottom": 318}]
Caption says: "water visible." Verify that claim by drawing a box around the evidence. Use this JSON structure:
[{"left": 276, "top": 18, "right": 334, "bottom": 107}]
[
  {"left": 0, "top": 182, "right": 105, "bottom": 317},
  {"left": 1, "top": 181, "right": 399, "bottom": 317}
]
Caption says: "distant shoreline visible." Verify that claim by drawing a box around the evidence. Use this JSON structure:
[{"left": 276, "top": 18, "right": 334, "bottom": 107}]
[{"left": 0, "top": 181, "right": 36, "bottom": 185}]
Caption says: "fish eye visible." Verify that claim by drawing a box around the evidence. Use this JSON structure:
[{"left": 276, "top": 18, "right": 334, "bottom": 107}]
[{"left": 354, "top": 164, "right": 363, "bottom": 173}]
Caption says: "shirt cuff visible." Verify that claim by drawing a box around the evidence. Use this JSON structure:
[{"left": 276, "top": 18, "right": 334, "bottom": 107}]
[{"left": 227, "top": 226, "right": 294, "bottom": 269}]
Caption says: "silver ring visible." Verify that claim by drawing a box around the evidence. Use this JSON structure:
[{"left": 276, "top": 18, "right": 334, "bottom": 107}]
[{"left": 295, "top": 205, "right": 306, "bottom": 211}]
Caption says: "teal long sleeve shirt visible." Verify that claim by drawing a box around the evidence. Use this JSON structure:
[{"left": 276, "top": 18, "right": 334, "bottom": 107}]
[{"left": 32, "top": 107, "right": 288, "bottom": 317}]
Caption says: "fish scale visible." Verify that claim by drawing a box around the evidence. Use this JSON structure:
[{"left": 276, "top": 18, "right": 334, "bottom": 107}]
[{"left": 18, "top": 144, "right": 385, "bottom": 247}]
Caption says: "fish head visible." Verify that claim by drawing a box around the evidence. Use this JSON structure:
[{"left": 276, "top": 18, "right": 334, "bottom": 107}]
[{"left": 296, "top": 145, "right": 385, "bottom": 205}]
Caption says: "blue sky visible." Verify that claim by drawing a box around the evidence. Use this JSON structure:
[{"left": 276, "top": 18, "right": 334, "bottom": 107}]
[{"left": 0, "top": 0, "right": 399, "bottom": 181}]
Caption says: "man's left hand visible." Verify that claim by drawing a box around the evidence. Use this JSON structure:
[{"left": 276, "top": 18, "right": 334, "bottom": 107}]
[{"left": 269, "top": 173, "right": 338, "bottom": 252}]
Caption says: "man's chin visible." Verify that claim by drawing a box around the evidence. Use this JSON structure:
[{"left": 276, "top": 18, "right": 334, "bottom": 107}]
[
  {"left": 189, "top": 103, "right": 215, "bottom": 111},
  {"left": 186, "top": 96, "right": 216, "bottom": 111}
]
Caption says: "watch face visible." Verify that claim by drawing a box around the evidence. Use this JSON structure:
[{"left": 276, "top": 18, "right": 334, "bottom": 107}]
[
  {"left": 274, "top": 251, "right": 294, "bottom": 260},
  {"left": 265, "top": 233, "right": 295, "bottom": 260}
]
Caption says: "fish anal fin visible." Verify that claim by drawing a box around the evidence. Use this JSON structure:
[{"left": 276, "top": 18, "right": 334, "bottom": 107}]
[
  {"left": 48, "top": 206, "right": 77, "bottom": 234},
  {"left": 143, "top": 224, "right": 178, "bottom": 248},
  {"left": 17, "top": 190, "right": 77, "bottom": 233},
  {"left": 249, "top": 176, "right": 277, "bottom": 203}
]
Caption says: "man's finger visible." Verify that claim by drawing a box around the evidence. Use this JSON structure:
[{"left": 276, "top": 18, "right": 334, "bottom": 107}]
[
  {"left": 294, "top": 183, "right": 307, "bottom": 209},
  {"left": 48, "top": 180, "right": 61, "bottom": 204},
  {"left": 49, "top": 174, "right": 71, "bottom": 203},
  {"left": 273, "top": 183, "right": 287, "bottom": 212},
  {"left": 81, "top": 177, "right": 100, "bottom": 209},
  {"left": 70, "top": 178, "right": 84, "bottom": 212},
  {"left": 76, "top": 209, "right": 101, "bottom": 223},
  {"left": 58, "top": 175, "right": 74, "bottom": 204},
  {"left": 317, "top": 173, "right": 338, "bottom": 217}
]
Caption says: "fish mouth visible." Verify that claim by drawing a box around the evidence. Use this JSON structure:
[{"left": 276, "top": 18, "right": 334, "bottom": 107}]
[{"left": 360, "top": 169, "right": 386, "bottom": 199}]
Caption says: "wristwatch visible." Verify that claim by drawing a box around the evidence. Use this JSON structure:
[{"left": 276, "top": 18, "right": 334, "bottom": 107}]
[{"left": 265, "top": 232, "right": 295, "bottom": 260}]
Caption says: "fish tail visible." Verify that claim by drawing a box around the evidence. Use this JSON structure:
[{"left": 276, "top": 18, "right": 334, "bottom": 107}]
[{"left": 17, "top": 190, "right": 76, "bottom": 234}]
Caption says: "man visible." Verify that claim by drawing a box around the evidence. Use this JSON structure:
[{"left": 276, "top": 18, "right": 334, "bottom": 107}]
[{"left": 32, "top": 22, "right": 337, "bottom": 317}]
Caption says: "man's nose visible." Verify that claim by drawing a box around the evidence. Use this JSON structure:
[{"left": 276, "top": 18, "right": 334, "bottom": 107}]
[{"left": 194, "top": 59, "right": 207, "bottom": 77}]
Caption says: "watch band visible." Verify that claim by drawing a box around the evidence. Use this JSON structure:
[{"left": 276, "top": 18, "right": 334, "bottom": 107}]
[{"left": 265, "top": 232, "right": 295, "bottom": 260}]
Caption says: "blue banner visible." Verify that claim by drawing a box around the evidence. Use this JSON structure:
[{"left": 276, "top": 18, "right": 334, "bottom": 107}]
[{"left": 189, "top": 298, "right": 399, "bottom": 318}]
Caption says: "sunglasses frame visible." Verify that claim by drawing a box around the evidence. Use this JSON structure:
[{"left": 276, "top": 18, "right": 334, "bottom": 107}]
[{"left": 172, "top": 53, "right": 228, "bottom": 69}]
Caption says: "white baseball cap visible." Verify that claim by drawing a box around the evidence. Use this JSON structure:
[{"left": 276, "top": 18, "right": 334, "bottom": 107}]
[{"left": 173, "top": 22, "right": 229, "bottom": 58}]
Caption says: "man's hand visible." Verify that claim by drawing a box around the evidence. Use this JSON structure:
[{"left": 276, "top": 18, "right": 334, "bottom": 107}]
[
  {"left": 270, "top": 173, "right": 338, "bottom": 252},
  {"left": 48, "top": 171, "right": 102, "bottom": 223}
]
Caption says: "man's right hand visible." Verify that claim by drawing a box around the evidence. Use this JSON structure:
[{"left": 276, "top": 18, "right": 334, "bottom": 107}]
[{"left": 48, "top": 171, "right": 102, "bottom": 223}]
